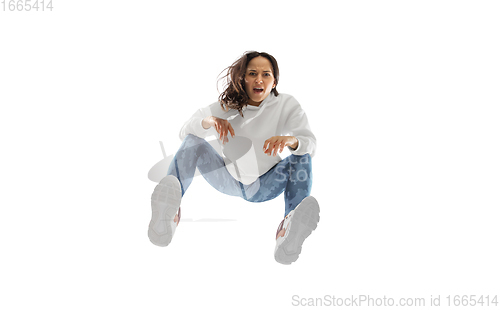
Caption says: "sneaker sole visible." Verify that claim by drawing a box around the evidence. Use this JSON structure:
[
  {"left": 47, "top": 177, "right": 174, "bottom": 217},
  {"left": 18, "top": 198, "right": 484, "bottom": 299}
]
[
  {"left": 275, "top": 196, "right": 320, "bottom": 264},
  {"left": 148, "top": 175, "right": 182, "bottom": 247}
]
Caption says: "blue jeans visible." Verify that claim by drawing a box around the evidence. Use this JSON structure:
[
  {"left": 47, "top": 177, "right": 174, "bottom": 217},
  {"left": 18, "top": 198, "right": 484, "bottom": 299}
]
[{"left": 167, "top": 134, "right": 312, "bottom": 217}]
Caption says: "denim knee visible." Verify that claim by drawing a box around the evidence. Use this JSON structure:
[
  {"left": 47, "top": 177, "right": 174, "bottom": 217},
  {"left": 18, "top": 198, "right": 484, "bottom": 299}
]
[
  {"left": 181, "top": 134, "right": 209, "bottom": 151},
  {"left": 184, "top": 134, "right": 204, "bottom": 143},
  {"left": 289, "top": 153, "right": 312, "bottom": 167}
]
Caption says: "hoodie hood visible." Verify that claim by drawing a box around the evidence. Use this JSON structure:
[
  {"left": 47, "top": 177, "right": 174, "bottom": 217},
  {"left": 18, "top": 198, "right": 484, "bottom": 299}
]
[{"left": 245, "top": 92, "right": 279, "bottom": 111}]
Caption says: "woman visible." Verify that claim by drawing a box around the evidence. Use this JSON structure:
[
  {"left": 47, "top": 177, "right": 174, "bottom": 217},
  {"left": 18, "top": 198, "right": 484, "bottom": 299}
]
[{"left": 149, "top": 51, "right": 320, "bottom": 264}]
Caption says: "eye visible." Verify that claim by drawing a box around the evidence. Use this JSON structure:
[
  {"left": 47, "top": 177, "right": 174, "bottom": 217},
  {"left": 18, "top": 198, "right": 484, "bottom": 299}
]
[
  {"left": 265, "top": 73, "right": 271, "bottom": 77},
  {"left": 248, "top": 72, "right": 256, "bottom": 76}
]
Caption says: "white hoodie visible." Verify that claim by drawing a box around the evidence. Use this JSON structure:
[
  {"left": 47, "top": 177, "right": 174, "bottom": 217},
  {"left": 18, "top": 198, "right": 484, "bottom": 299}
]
[{"left": 179, "top": 93, "right": 316, "bottom": 185}]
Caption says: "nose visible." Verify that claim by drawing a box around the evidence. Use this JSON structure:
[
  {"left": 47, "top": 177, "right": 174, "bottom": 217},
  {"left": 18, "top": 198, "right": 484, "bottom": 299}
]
[{"left": 256, "top": 75, "right": 263, "bottom": 83}]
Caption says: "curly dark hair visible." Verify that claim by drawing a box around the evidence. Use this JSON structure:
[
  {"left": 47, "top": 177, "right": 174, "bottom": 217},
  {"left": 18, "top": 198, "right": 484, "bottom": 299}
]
[{"left": 217, "top": 51, "right": 280, "bottom": 117}]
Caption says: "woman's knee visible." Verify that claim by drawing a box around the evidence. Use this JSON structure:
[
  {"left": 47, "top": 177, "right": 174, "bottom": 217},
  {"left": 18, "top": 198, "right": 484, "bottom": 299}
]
[
  {"left": 182, "top": 134, "right": 209, "bottom": 149},
  {"left": 184, "top": 134, "right": 204, "bottom": 143},
  {"left": 290, "top": 154, "right": 312, "bottom": 183},
  {"left": 289, "top": 153, "right": 312, "bottom": 167}
]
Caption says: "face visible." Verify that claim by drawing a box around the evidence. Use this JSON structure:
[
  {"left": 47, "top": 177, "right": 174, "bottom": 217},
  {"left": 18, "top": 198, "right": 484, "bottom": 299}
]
[{"left": 244, "top": 56, "right": 276, "bottom": 106}]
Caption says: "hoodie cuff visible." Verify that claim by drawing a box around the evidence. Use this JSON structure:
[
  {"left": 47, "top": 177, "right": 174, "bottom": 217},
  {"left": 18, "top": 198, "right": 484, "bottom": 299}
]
[
  {"left": 193, "top": 117, "right": 210, "bottom": 136},
  {"left": 287, "top": 137, "right": 301, "bottom": 154}
]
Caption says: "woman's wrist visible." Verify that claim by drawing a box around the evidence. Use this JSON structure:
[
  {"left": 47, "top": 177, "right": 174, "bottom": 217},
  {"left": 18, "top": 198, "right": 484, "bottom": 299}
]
[
  {"left": 202, "top": 116, "right": 212, "bottom": 129},
  {"left": 289, "top": 136, "right": 298, "bottom": 150}
]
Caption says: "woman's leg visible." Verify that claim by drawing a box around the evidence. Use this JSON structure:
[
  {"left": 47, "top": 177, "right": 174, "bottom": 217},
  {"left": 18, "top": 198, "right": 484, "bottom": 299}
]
[
  {"left": 244, "top": 153, "right": 313, "bottom": 217},
  {"left": 150, "top": 134, "right": 244, "bottom": 247},
  {"left": 166, "top": 134, "right": 244, "bottom": 197}
]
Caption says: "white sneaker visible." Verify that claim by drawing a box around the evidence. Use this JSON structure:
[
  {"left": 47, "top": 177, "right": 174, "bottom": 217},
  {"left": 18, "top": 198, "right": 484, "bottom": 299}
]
[
  {"left": 148, "top": 175, "right": 182, "bottom": 247},
  {"left": 274, "top": 196, "right": 320, "bottom": 264}
]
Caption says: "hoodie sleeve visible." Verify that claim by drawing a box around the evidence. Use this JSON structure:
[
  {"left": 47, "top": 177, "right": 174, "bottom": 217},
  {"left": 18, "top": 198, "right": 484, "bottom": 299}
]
[
  {"left": 178, "top": 105, "right": 214, "bottom": 140},
  {"left": 282, "top": 98, "right": 317, "bottom": 157}
]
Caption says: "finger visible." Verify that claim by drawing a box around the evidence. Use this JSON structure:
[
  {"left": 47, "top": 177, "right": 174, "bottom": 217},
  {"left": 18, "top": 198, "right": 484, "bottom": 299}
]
[
  {"left": 217, "top": 123, "right": 224, "bottom": 140},
  {"left": 276, "top": 140, "right": 285, "bottom": 155},
  {"left": 267, "top": 142, "right": 276, "bottom": 155},
  {"left": 214, "top": 123, "right": 220, "bottom": 138},
  {"left": 264, "top": 144, "right": 271, "bottom": 155},
  {"left": 272, "top": 140, "right": 281, "bottom": 155},
  {"left": 272, "top": 140, "right": 280, "bottom": 155},
  {"left": 224, "top": 124, "right": 230, "bottom": 139},
  {"left": 274, "top": 140, "right": 281, "bottom": 155},
  {"left": 217, "top": 127, "right": 223, "bottom": 141},
  {"left": 279, "top": 140, "right": 286, "bottom": 153},
  {"left": 273, "top": 144, "right": 279, "bottom": 156},
  {"left": 270, "top": 144, "right": 277, "bottom": 156},
  {"left": 224, "top": 121, "right": 231, "bottom": 136},
  {"left": 263, "top": 140, "right": 270, "bottom": 152},
  {"left": 229, "top": 124, "right": 235, "bottom": 138},
  {"left": 222, "top": 125, "right": 228, "bottom": 141}
]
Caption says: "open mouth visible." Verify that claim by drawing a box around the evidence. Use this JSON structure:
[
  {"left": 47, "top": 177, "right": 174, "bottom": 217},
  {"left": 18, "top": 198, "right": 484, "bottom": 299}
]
[{"left": 253, "top": 87, "right": 264, "bottom": 94}]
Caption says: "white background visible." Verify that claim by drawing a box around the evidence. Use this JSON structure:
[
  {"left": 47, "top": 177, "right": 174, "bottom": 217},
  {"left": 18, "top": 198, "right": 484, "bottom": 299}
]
[{"left": 1, "top": 1, "right": 499, "bottom": 309}]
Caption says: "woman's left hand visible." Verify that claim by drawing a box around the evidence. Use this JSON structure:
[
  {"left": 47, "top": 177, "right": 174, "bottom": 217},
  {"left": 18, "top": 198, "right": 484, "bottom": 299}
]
[{"left": 263, "top": 136, "right": 298, "bottom": 156}]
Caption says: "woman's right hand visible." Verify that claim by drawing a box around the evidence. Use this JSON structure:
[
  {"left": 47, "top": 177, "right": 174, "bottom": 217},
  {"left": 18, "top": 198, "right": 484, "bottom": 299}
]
[{"left": 203, "top": 116, "right": 235, "bottom": 144}]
